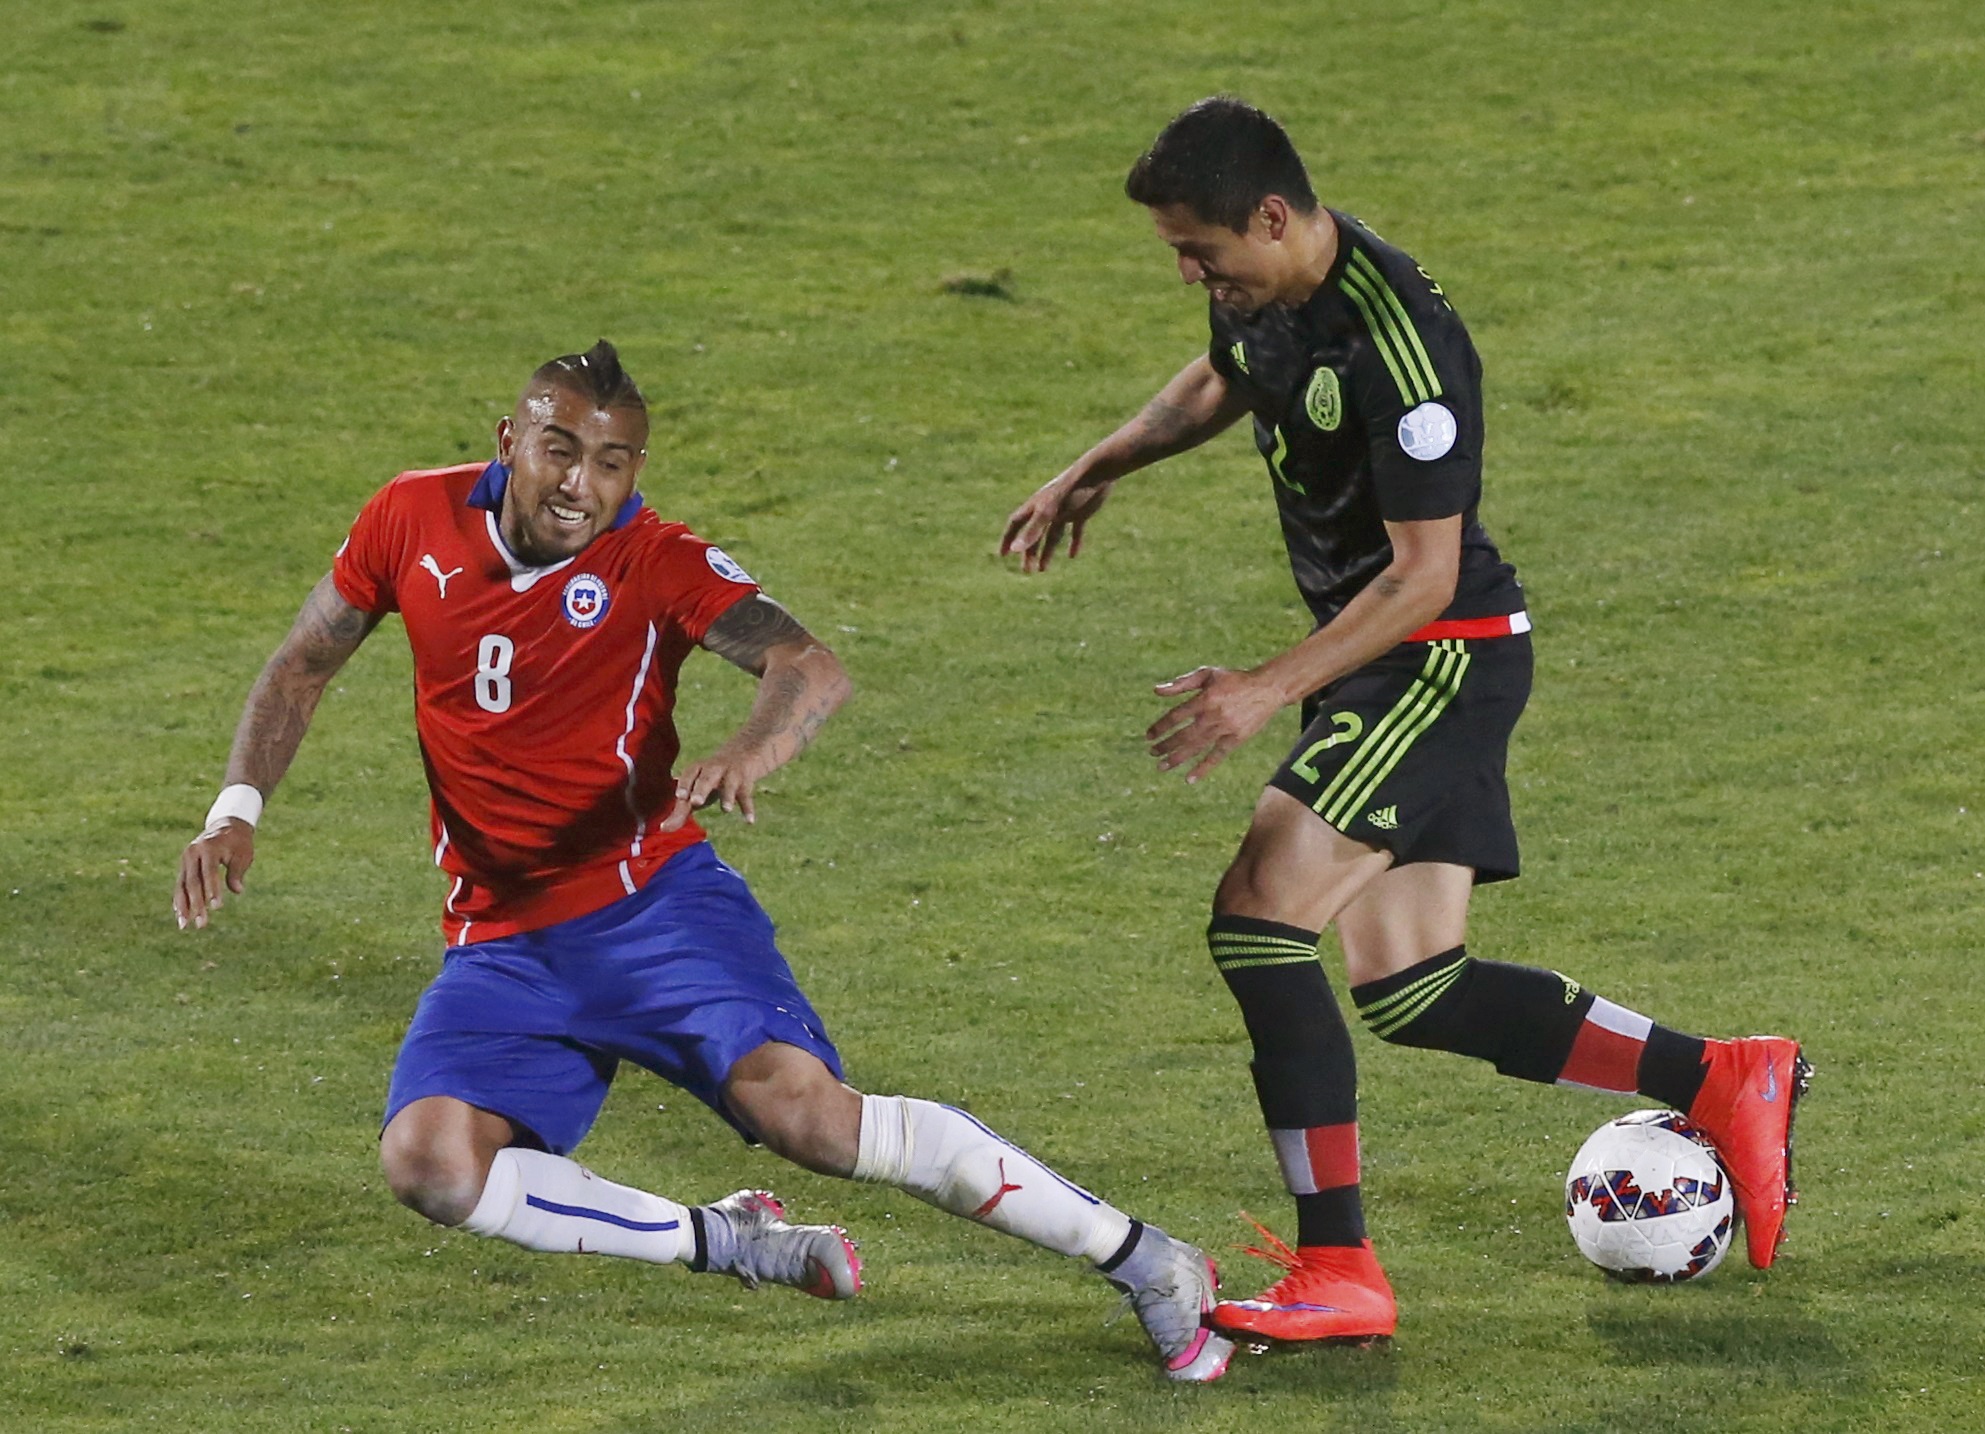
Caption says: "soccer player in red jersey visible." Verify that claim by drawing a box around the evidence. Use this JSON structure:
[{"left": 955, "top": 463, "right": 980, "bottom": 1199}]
[
  {"left": 1000, "top": 100, "right": 1809, "bottom": 1344},
  {"left": 174, "top": 342, "right": 1232, "bottom": 1382}
]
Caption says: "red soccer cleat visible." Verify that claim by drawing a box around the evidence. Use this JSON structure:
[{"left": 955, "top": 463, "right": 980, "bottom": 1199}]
[
  {"left": 1211, "top": 1218, "right": 1397, "bottom": 1345},
  {"left": 1687, "top": 1036, "right": 1813, "bottom": 1270}
]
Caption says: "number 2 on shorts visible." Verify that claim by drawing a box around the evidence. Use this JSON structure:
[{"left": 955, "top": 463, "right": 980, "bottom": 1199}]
[{"left": 1291, "top": 711, "right": 1364, "bottom": 782}]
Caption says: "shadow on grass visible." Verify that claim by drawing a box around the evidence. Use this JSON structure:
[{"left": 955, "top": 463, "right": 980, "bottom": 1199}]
[
  {"left": 603, "top": 1324, "right": 1400, "bottom": 1431},
  {"left": 1220, "top": 1336, "right": 1402, "bottom": 1396},
  {"left": 1583, "top": 1300, "right": 1865, "bottom": 1388}
]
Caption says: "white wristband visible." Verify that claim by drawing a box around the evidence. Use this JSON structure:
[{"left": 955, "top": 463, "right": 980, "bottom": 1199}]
[{"left": 204, "top": 784, "right": 264, "bottom": 833}]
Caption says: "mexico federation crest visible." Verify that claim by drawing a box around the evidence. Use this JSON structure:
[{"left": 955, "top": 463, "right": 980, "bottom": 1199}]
[
  {"left": 560, "top": 572, "right": 611, "bottom": 629},
  {"left": 705, "top": 546, "right": 754, "bottom": 585},
  {"left": 1304, "top": 366, "right": 1343, "bottom": 431},
  {"left": 1397, "top": 401, "right": 1458, "bottom": 461}
]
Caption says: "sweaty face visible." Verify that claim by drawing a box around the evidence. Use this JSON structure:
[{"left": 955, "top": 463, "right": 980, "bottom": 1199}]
[
  {"left": 496, "top": 384, "right": 648, "bottom": 565},
  {"left": 1149, "top": 202, "right": 1285, "bottom": 316}
]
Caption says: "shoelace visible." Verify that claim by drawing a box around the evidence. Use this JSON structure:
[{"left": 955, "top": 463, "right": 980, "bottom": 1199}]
[
  {"left": 1235, "top": 1209, "right": 1301, "bottom": 1273},
  {"left": 1104, "top": 1272, "right": 1181, "bottom": 1327}
]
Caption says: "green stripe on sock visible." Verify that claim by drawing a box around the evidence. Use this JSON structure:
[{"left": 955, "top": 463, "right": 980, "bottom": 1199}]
[
  {"left": 1209, "top": 936, "right": 1318, "bottom": 954},
  {"left": 1356, "top": 953, "right": 1468, "bottom": 1023},
  {"left": 1362, "top": 962, "right": 1468, "bottom": 1038},
  {"left": 1211, "top": 953, "right": 1322, "bottom": 970}
]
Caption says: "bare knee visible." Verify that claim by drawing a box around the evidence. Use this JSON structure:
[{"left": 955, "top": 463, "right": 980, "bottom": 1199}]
[
  {"left": 1214, "top": 840, "right": 1286, "bottom": 916},
  {"left": 723, "top": 1044, "right": 862, "bottom": 1177},
  {"left": 379, "top": 1098, "right": 510, "bottom": 1227},
  {"left": 1214, "top": 788, "right": 1391, "bottom": 928}
]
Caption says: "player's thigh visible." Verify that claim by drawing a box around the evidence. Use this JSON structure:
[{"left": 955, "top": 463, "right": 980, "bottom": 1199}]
[
  {"left": 1215, "top": 785, "right": 1394, "bottom": 930},
  {"left": 721, "top": 1041, "right": 863, "bottom": 1176},
  {"left": 562, "top": 845, "right": 845, "bottom": 1137},
  {"left": 1334, "top": 861, "right": 1475, "bottom": 985},
  {"left": 385, "top": 946, "right": 619, "bottom": 1158}
]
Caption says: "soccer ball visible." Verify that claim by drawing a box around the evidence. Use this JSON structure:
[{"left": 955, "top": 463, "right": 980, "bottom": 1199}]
[{"left": 1564, "top": 1109, "right": 1734, "bottom": 1283}]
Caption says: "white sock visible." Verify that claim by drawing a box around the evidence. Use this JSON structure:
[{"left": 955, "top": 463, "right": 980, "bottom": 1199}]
[
  {"left": 461, "top": 1148, "right": 694, "bottom": 1264},
  {"left": 852, "top": 1094, "right": 1134, "bottom": 1264}
]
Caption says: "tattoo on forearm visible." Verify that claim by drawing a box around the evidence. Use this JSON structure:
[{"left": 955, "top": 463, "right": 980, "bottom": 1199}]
[
  {"left": 702, "top": 595, "right": 812, "bottom": 675},
  {"left": 293, "top": 579, "right": 375, "bottom": 664},
  {"left": 1129, "top": 397, "right": 1201, "bottom": 457},
  {"left": 1373, "top": 574, "right": 1406, "bottom": 600},
  {"left": 224, "top": 574, "right": 379, "bottom": 793},
  {"left": 701, "top": 594, "right": 844, "bottom": 769},
  {"left": 738, "top": 665, "right": 818, "bottom": 743}
]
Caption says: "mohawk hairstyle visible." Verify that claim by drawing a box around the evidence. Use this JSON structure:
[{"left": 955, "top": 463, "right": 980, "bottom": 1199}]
[
  {"left": 531, "top": 339, "right": 646, "bottom": 412},
  {"left": 1124, "top": 96, "right": 1318, "bottom": 233}
]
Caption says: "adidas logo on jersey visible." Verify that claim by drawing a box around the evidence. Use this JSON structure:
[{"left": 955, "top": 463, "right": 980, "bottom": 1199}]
[{"left": 1365, "top": 805, "right": 1399, "bottom": 831}]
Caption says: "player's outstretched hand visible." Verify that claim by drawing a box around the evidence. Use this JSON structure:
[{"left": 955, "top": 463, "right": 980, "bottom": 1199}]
[
  {"left": 999, "top": 469, "right": 1114, "bottom": 573},
  {"left": 661, "top": 746, "right": 769, "bottom": 831},
  {"left": 1147, "top": 666, "right": 1284, "bottom": 784},
  {"left": 174, "top": 819, "right": 255, "bottom": 930}
]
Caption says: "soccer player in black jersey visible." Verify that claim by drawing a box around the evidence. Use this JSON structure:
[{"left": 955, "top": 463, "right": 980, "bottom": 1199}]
[{"left": 1001, "top": 97, "right": 1810, "bottom": 1345}]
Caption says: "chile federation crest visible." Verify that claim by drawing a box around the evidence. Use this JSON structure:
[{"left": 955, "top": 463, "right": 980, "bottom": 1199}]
[{"left": 561, "top": 572, "right": 611, "bottom": 629}]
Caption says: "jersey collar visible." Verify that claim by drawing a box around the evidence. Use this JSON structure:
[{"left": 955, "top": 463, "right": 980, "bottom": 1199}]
[{"left": 467, "top": 460, "right": 646, "bottom": 531}]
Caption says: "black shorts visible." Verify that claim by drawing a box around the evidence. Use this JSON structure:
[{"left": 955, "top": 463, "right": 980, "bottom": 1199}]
[{"left": 1268, "top": 634, "right": 1533, "bottom": 883}]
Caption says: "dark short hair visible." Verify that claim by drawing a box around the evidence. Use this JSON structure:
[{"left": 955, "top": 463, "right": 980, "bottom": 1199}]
[
  {"left": 1124, "top": 97, "right": 1318, "bottom": 233},
  {"left": 531, "top": 339, "right": 646, "bottom": 413}
]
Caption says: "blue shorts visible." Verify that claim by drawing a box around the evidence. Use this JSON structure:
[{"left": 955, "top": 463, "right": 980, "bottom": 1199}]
[{"left": 384, "top": 843, "right": 842, "bottom": 1155}]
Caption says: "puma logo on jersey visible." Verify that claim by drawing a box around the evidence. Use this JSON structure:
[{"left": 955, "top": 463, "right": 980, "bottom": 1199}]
[
  {"left": 420, "top": 554, "right": 464, "bottom": 598},
  {"left": 1366, "top": 805, "right": 1399, "bottom": 830}
]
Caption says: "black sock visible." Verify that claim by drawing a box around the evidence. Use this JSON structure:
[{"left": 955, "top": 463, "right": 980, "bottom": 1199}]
[
  {"left": 1096, "top": 1219, "right": 1145, "bottom": 1276},
  {"left": 1353, "top": 946, "right": 1708, "bottom": 1103},
  {"left": 687, "top": 1205, "right": 709, "bottom": 1272},
  {"left": 1208, "top": 914, "right": 1366, "bottom": 1247},
  {"left": 1638, "top": 1028, "right": 1709, "bottom": 1110}
]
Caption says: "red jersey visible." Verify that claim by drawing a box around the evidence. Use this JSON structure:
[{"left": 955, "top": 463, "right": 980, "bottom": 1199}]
[{"left": 331, "top": 462, "right": 759, "bottom": 945}]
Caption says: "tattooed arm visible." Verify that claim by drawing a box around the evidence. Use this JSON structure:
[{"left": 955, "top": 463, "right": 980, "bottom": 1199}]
[
  {"left": 999, "top": 355, "right": 1250, "bottom": 572},
  {"left": 174, "top": 574, "right": 384, "bottom": 929},
  {"left": 658, "top": 594, "right": 851, "bottom": 831}
]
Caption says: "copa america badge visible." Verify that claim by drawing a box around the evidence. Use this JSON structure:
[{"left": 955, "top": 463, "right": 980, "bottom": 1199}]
[
  {"left": 1397, "top": 401, "right": 1458, "bottom": 461},
  {"left": 705, "top": 546, "right": 754, "bottom": 584},
  {"left": 561, "top": 572, "right": 611, "bottom": 629}
]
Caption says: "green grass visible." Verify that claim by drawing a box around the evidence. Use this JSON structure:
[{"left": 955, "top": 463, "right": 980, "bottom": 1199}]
[{"left": 3, "top": 0, "right": 1982, "bottom": 1428}]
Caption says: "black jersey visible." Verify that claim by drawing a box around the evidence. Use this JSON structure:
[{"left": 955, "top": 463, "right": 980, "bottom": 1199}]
[{"left": 1207, "top": 210, "right": 1523, "bottom": 628}]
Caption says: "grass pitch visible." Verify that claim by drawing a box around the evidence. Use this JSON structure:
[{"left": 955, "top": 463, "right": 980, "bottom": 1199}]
[{"left": 3, "top": 1, "right": 1981, "bottom": 1429}]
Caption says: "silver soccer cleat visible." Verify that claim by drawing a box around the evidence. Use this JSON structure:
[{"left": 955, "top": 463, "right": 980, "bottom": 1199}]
[
  {"left": 699, "top": 1189, "right": 862, "bottom": 1300},
  {"left": 1103, "top": 1225, "right": 1235, "bottom": 1383}
]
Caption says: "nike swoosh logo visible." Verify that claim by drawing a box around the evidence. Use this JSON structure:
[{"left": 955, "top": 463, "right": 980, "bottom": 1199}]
[{"left": 1761, "top": 1065, "right": 1779, "bottom": 1103}]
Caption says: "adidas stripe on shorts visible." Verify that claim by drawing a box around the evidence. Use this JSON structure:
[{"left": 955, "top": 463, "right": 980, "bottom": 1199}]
[{"left": 1268, "top": 633, "right": 1533, "bottom": 884}]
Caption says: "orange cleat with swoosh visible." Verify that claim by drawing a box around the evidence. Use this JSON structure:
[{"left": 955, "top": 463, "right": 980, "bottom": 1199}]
[{"left": 1687, "top": 1037, "right": 1812, "bottom": 1269}]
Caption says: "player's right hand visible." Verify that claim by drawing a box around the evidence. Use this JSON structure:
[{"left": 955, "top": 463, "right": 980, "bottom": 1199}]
[
  {"left": 174, "top": 820, "right": 255, "bottom": 930},
  {"left": 999, "top": 470, "right": 1114, "bottom": 573}
]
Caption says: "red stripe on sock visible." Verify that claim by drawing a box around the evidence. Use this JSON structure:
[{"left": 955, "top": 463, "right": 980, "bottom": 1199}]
[
  {"left": 1560, "top": 1021, "right": 1645, "bottom": 1093},
  {"left": 1303, "top": 1123, "right": 1361, "bottom": 1191}
]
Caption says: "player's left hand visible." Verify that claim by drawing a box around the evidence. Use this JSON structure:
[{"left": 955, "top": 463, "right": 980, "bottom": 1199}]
[
  {"left": 660, "top": 746, "right": 770, "bottom": 831},
  {"left": 1146, "top": 666, "right": 1284, "bottom": 784}
]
